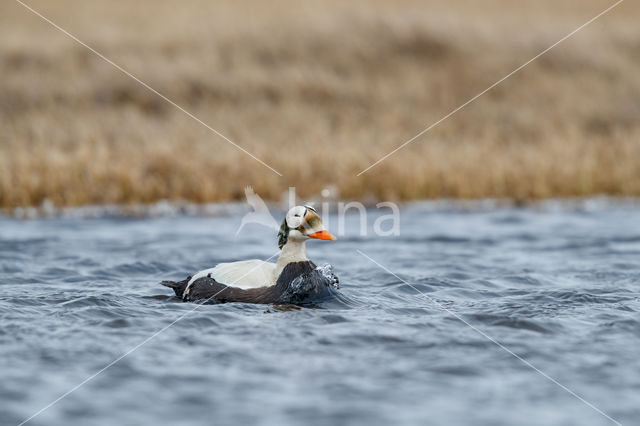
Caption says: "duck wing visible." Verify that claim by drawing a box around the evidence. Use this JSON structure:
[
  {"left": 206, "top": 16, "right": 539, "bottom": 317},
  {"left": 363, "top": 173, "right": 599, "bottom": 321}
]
[
  {"left": 188, "top": 260, "right": 275, "bottom": 290},
  {"left": 182, "top": 275, "right": 285, "bottom": 304}
]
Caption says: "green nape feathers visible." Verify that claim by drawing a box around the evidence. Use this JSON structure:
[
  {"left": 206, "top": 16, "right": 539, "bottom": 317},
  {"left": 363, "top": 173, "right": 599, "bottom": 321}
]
[{"left": 277, "top": 218, "right": 289, "bottom": 249}]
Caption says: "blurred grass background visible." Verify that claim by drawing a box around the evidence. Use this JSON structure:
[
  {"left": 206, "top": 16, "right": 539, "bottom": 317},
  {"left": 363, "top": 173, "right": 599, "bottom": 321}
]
[{"left": 1, "top": 0, "right": 639, "bottom": 207}]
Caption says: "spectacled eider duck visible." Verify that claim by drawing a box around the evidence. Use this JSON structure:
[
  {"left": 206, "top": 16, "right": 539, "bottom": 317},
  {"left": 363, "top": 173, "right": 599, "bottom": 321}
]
[{"left": 162, "top": 205, "right": 339, "bottom": 304}]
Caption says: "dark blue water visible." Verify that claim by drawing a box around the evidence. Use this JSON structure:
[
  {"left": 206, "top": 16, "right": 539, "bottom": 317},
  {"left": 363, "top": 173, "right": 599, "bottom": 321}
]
[{"left": 1, "top": 201, "right": 639, "bottom": 426}]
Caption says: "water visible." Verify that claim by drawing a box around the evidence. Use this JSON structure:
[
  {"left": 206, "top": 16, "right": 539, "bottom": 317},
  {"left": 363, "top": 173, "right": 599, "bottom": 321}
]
[{"left": 1, "top": 200, "right": 639, "bottom": 426}]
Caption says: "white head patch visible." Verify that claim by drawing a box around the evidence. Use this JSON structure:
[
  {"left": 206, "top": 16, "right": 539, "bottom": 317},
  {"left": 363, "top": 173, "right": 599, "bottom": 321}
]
[{"left": 285, "top": 206, "right": 307, "bottom": 228}]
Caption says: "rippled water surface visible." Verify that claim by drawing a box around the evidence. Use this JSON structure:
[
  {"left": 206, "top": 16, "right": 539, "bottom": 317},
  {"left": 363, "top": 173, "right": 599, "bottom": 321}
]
[{"left": 1, "top": 201, "right": 639, "bottom": 426}]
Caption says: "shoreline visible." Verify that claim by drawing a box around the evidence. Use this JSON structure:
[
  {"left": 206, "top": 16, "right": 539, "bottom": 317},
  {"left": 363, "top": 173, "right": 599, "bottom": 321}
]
[{"left": 3, "top": 196, "right": 638, "bottom": 220}]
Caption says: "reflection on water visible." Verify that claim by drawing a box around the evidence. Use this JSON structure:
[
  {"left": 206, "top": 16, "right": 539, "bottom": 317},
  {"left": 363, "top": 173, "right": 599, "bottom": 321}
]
[{"left": 1, "top": 200, "right": 639, "bottom": 426}]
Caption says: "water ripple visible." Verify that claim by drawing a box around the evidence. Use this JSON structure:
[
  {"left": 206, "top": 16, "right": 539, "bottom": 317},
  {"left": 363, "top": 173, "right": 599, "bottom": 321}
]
[{"left": 1, "top": 204, "right": 640, "bottom": 425}]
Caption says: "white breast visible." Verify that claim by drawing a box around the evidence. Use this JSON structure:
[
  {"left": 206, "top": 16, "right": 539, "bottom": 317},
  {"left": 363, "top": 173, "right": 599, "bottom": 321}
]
[{"left": 187, "top": 260, "right": 276, "bottom": 290}]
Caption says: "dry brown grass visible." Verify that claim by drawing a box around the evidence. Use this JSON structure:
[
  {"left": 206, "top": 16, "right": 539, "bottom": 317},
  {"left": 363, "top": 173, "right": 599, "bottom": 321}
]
[{"left": 1, "top": 0, "right": 639, "bottom": 207}]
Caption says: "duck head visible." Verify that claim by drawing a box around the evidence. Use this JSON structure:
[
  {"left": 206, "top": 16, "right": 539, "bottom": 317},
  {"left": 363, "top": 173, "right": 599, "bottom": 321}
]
[{"left": 277, "top": 205, "right": 336, "bottom": 249}]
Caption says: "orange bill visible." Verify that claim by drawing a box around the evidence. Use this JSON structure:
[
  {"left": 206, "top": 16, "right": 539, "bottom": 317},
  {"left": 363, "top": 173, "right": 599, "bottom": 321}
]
[{"left": 308, "top": 230, "right": 337, "bottom": 241}]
